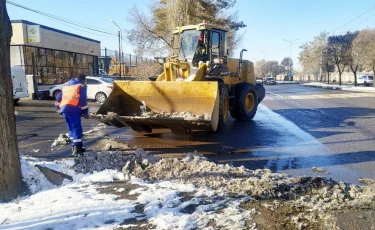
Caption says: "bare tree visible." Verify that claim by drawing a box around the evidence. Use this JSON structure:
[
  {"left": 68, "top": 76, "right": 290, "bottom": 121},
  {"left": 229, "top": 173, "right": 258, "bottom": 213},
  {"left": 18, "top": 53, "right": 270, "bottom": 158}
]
[
  {"left": 352, "top": 29, "right": 375, "bottom": 79},
  {"left": 327, "top": 33, "right": 353, "bottom": 86},
  {"left": 321, "top": 46, "right": 335, "bottom": 83},
  {"left": 0, "top": 0, "right": 22, "bottom": 202},
  {"left": 345, "top": 31, "right": 359, "bottom": 86},
  {"left": 281, "top": 57, "right": 293, "bottom": 73},
  {"left": 127, "top": 0, "right": 246, "bottom": 56},
  {"left": 298, "top": 32, "right": 328, "bottom": 79},
  {"left": 255, "top": 59, "right": 266, "bottom": 78}
]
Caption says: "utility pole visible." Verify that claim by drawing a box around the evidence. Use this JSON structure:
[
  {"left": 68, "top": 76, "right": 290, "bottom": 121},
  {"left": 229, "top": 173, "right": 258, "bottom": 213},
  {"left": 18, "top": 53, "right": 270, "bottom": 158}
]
[
  {"left": 283, "top": 39, "right": 298, "bottom": 74},
  {"left": 118, "top": 31, "right": 121, "bottom": 78},
  {"left": 111, "top": 19, "right": 122, "bottom": 79}
]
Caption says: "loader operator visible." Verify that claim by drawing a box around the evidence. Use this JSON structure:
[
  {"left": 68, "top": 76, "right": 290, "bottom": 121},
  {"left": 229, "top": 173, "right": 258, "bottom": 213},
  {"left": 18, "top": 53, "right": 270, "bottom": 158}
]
[
  {"left": 192, "top": 34, "right": 208, "bottom": 66},
  {"left": 55, "top": 73, "right": 89, "bottom": 157}
]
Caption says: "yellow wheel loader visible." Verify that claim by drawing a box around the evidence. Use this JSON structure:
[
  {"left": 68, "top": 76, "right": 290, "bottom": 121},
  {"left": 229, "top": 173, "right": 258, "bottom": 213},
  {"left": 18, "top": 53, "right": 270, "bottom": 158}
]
[{"left": 93, "top": 22, "right": 265, "bottom": 134}]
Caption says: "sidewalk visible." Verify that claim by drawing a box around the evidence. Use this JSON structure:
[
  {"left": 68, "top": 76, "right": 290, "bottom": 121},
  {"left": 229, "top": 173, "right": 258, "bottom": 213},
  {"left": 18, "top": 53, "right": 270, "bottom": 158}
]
[{"left": 303, "top": 82, "right": 375, "bottom": 93}]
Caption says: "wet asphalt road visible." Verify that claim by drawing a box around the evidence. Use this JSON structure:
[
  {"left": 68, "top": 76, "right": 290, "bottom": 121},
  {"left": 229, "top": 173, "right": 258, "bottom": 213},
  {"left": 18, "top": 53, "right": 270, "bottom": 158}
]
[{"left": 15, "top": 84, "right": 375, "bottom": 184}]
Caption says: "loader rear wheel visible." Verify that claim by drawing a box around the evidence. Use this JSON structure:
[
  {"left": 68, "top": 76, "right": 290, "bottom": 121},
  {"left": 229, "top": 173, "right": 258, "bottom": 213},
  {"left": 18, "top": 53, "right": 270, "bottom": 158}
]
[
  {"left": 230, "top": 83, "right": 258, "bottom": 121},
  {"left": 217, "top": 82, "right": 229, "bottom": 131}
]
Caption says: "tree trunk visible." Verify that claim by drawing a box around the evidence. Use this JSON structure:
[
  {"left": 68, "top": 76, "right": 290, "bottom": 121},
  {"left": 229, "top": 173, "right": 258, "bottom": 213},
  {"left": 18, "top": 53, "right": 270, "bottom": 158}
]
[
  {"left": 0, "top": 0, "right": 22, "bottom": 202},
  {"left": 337, "top": 64, "right": 345, "bottom": 86},
  {"left": 350, "top": 64, "right": 358, "bottom": 87}
]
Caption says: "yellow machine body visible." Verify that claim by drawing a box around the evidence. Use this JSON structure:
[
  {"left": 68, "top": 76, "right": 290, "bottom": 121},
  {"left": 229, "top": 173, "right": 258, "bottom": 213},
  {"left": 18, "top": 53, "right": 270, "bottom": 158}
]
[
  {"left": 95, "top": 80, "right": 219, "bottom": 134},
  {"left": 94, "top": 22, "right": 265, "bottom": 134}
]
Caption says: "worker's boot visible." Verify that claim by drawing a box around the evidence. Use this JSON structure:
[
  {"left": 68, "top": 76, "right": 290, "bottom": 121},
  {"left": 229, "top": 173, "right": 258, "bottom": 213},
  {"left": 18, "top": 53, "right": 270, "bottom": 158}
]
[{"left": 72, "top": 144, "right": 85, "bottom": 157}]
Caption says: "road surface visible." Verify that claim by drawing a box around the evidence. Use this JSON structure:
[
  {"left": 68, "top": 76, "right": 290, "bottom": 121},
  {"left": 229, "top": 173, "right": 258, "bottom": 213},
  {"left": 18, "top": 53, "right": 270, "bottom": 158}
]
[{"left": 15, "top": 84, "right": 375, "bottom": 184}]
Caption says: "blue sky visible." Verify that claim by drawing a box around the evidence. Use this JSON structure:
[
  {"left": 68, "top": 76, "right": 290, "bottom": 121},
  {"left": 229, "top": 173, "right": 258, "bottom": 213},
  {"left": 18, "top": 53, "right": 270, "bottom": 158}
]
[{"left": 7, "top": 0, "right": 375, "bottom": 69}]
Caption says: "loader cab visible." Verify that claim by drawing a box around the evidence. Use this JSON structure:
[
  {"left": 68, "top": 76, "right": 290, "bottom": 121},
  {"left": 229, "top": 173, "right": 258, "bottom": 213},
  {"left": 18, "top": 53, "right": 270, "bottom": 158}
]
[
  {"left": 175, "top": 22, "right": 227, "bottom": 70},
  {"left": 177, "top": 29, "right": 208, "bottom": 67}
]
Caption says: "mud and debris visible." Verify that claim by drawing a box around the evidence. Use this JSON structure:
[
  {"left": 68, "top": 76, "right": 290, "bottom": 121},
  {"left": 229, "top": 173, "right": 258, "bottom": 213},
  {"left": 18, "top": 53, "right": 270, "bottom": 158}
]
[
  {"left": 13, "top": 149, "right": 375, "bottom": 229},
  {"left": 51, "top": 134, "right": 71, "bottom": 150},
  {"left": 103, "top": 144, "right": 112, "bottom": 151},
  {"left": 312, "top": 167, "right": 325, "bottom": 173},
  {"left": 120, "top": 151, "right": 374, "bottom": 229},
  {"left": 357, "top": 178, "right": 375, "bottom": 185},
  {"left": 73, "top": 149, "right": 159, "bottom": 175},
  {"left": 140, "top": 111, "right": 211, "bottom": 120}
]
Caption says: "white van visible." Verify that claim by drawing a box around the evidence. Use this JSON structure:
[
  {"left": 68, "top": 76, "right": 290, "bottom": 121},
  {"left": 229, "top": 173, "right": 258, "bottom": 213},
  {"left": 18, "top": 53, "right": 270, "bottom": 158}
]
[{"left": 11, "top": 66, "right": 29, "bottom": 103}]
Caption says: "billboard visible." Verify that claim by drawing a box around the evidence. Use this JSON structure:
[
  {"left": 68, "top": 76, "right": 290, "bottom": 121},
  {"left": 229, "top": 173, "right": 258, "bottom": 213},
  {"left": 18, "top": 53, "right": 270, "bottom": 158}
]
[{"left": 27, "top": 25, "right": 41, "bottom": 43}]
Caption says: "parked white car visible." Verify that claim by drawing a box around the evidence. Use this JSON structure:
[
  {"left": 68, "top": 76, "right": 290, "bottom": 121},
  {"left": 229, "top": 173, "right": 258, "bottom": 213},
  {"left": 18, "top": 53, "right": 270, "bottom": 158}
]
[
  {"left": 49, "top": 76, "right": 113, "bottom": 103},
  {"left": 357, "top": 75, "right": 373, "bottom": 86},
  {"left": 11, "top": 66, "right": 29, "bottom": 104}
]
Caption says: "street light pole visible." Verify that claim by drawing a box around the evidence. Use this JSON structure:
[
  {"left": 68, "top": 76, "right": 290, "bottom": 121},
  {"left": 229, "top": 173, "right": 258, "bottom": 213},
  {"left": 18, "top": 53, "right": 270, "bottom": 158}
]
[
  {"left": 283, "top": 38, "right": 298, "bottom": 74},
  {"left": 111, "top": 19, "right": 122, "bottom": 79}
]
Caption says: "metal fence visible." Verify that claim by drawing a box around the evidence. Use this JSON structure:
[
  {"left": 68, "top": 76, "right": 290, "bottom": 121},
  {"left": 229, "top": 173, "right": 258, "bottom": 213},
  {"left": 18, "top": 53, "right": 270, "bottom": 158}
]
[{"left": 99, "top": 48, "right": 153, "bottom": 76}]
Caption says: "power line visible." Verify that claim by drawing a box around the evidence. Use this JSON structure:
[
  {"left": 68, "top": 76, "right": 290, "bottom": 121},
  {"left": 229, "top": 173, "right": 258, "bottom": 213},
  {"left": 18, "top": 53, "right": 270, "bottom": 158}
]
[
  {"left": 330, "top": 3, "right": 375, "bottom": 34},
  {"left": 347, "top": 11, "right": 375, "bottom": 32},
  {"left": 6, "top": 0, "right": 117, "bottom": 36},
  {"left": 38, "top": 14, "right": 117, "bottom": 38}
]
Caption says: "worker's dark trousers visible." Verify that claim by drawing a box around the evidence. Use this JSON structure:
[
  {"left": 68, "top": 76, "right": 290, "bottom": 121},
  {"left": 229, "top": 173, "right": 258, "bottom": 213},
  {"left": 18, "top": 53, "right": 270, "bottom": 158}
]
[{"left": 63, "top": 112, "right": 83, "bottom": 147}]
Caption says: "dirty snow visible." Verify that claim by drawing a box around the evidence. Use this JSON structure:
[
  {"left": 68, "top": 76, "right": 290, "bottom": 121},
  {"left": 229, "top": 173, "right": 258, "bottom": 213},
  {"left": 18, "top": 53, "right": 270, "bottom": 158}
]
[
  {"left": 2, "top": 151, "right": 375, "bottom": 229},
  {"left": 1, "top": 153, "right": 257, "bottom": 230},
  {"left": 51, "top": 124, "right": 107, "bottom": 150},
  {"left": 141, "top": 111, "right": 211, "bottom": 120},
  {"left": 312, "top": 167, "right": 325, "bottom": 173},
  {"left": 303, "top": 82, "right": 375, "bottom": 92},
  {"left": 276, "top": 81, "right": 299, "bottom": 84},
  {"left": 50, "top": 134, "right": 71, "bottom": 150},
  {"left": 83, "top": 123, "right": 107, "bottom": 135}
]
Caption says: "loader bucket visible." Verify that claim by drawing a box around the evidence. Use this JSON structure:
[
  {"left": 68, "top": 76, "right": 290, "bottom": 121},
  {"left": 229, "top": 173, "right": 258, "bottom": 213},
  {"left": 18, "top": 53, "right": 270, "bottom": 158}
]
[{"left": 94, "top": 81, "right": 220, "bottom": 134}]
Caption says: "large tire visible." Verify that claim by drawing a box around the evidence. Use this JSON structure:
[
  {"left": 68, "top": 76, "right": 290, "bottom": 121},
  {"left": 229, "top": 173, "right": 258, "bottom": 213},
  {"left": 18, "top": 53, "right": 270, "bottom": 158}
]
[
  {"left": 13, "top": 99, "right": 19, "bottom": 105},
  {"left": 230, "top": 83, "right": 258, "bottom": 121},
  {"left": 217, "top": 82, "right": 229, "bottom": 131}
]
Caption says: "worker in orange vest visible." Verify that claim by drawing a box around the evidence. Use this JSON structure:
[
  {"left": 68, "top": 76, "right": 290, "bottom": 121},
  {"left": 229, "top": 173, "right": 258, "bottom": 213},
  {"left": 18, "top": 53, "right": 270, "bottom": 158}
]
[{"left": 55, "top": 73, "right": 89, "bottom": 157}]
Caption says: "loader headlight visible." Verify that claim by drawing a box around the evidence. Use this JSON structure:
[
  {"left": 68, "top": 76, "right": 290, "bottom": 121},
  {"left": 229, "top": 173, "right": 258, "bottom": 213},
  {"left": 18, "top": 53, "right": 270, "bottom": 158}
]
[{"left": 213, "top": 57, "right": 225, "bottom": 64}]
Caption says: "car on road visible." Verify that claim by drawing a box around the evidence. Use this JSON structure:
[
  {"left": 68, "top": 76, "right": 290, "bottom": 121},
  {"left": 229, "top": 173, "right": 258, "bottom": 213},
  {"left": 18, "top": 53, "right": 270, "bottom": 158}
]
[
  {"left": 49, "top": 76, "right": 113, "bottom": 103},
  {"left": 265, "top": 77, "right": 276, "bottom": 85},
  {"left": 11, "top": 65, "right": 29, "bottom": 104},
  {"left": 357, "top": 75, "right": 373, "bottom": 86}
]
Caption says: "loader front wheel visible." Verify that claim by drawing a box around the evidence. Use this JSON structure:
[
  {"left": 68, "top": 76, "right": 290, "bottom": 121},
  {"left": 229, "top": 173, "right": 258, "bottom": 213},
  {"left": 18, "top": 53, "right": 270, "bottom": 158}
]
[
  {"left": 230, "top": 83, "right": 258, "bottom": 121},
  {"left": 217, "top": 83, "right": 229, "bottom": 131}
]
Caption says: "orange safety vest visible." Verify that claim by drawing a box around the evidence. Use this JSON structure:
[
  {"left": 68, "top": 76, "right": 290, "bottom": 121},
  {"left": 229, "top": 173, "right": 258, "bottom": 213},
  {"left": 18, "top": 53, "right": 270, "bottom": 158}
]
[{"left": 59, "top": 84, "right": 81, "bottom": 107}]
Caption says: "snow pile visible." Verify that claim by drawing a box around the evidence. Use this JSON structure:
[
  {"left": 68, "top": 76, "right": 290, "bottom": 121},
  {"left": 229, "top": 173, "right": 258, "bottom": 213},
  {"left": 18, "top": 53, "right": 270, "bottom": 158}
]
[
  {"left": 130, "top": 152, "right": 375, "bottom": 228},
  {"left": 133, "top": 153, "right": 375, "bottom": 204},
  {"left": 0, "top": 183, "right": 137, "bottom": 230},
  {"left": 303, "top": 82, "right": 375, "bottom": 92},
  {"left": 141, "top": 111, "right": 211, "bottom": 120},
  {"left": 20, "top": 156, "right": 57, "bottom": 194},
  {"left": 73, "top": 149, "right": 160, "bottom": 174},
  {"left": 276, "top": 81, "right": 299, "bottom": 84},
  {"left": 3, "top": 151, "right": 375, "bottom": 229},
  {"left": 1, "top": 154, "right": 257, "bottom": 230},
  {"left": 129, "top": 180, "right": 257, "bottom": 229}
]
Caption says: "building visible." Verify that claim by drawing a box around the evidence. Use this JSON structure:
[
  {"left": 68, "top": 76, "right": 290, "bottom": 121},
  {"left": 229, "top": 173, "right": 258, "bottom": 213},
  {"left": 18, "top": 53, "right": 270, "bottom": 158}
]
[{"left": 10, "top": 20, "right": 100, "bottom": 85}]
